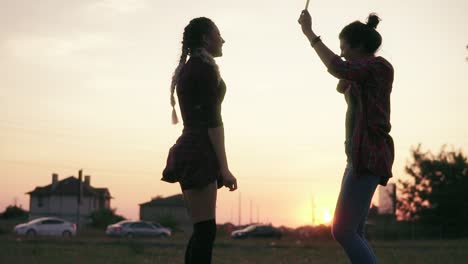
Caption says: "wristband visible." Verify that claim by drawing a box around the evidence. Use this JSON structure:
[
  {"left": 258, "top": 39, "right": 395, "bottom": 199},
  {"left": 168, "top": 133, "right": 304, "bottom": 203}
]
[{"left": 311, "top": 36, "right": 322, "bottom": 47}]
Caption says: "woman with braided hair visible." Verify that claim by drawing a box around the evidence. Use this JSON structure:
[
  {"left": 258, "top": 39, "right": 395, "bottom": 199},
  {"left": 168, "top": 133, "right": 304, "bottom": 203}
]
[
  {"left": 298, "top": 10, "right": 395, "bottom": 264},
  {"left": 162, "top": 17, "right": 237, "bottom": 264}
]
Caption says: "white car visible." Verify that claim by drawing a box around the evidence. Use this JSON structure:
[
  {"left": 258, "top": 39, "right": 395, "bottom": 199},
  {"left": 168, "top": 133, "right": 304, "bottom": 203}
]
[
  {"left": 14, "top": 217, "right": 77, "bottom": 237},
  {"left": 106, "top": 220, "right": 172, "bottom": 238}
]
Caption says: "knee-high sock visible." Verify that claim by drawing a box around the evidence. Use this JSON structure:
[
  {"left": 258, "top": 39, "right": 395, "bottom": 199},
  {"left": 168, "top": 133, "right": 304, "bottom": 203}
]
[
  {"left": 187, "top": 219, "right": 217, "bottom": 264},
  {"left": 184, "top": 233, "right": 194, "bottom": 264}
]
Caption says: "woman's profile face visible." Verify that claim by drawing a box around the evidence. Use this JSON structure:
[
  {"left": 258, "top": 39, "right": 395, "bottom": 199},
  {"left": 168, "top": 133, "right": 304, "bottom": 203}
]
[
  {"left": 340, "top": 38, "right": 367, "bottom": 61},
  {"left": 204, "top": 24, "right": 225, "bottom": 57},
  {"left": 340, "top": 38, "right": 352, "bottom": 60}
]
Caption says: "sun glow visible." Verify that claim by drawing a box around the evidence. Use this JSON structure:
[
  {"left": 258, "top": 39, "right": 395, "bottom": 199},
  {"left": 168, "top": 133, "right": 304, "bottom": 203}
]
[
  {"left": 320, "top": 209, "right": 333, "bottom": 224},
  {"left": 298, "top": 205, "right": 334, "bottom": 226},
  {"left": 314, "top": 208, "right": 333, "bottom": 226}
]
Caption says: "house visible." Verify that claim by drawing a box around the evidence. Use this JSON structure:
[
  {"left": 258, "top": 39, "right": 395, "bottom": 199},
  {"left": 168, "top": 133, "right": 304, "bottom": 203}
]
[
  {"left": 139, "top": 194, "right": 190, "bottom": 232},
  {"left": 27, "top": 173, "right": 112, "bottom": 225},
  {"left": 378, "top": 183, "right": 397, "bottom": 215}
]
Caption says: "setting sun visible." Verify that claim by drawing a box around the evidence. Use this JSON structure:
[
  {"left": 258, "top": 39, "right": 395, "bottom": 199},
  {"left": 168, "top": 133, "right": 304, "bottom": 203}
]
[
  {"left": 320, "top": 210, "right": 333, "bottom": 225},
  {"left": 297, "top": 205, "right": 334, "bottom": 226},
  {"left": 312, "top": 208, "right": 333, "bottom": 226}
]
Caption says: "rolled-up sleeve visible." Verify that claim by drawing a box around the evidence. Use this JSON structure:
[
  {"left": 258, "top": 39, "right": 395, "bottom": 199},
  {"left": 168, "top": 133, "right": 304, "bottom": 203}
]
[
  {"left": 327, "top": 55, "right": 371, "bottom": 83},
  {"left": 198, "top": 64, "right": 223, "bottom": 128}
]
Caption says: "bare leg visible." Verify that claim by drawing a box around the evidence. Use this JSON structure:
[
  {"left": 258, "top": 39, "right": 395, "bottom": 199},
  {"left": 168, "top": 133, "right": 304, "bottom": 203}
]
[
  {"left": 183, "top": 181, "right": 217, "bottom": 223},
  {"left": 182, "top": 181, "right": 217, "bottom": 264}
]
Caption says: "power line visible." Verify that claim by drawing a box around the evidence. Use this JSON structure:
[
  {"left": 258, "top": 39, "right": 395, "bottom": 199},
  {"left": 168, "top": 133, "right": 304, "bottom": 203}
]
[
  {"left": 1, "top": 158, "right": 335, "bottom": 184},
  {"left": 0, "top": 159, "right": 158, "bottom": 178}
]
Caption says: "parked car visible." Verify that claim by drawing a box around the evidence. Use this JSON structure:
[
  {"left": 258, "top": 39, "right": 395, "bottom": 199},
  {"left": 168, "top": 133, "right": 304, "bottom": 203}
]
[
  {"left": 106, "top": 220, "right": 171, "bottom": 238},
  {"left": 231, "top": 224, "right": 282, "bottom": 239},
  {"left": 14, "top": 217, "right": 77, "bottom": 237}
]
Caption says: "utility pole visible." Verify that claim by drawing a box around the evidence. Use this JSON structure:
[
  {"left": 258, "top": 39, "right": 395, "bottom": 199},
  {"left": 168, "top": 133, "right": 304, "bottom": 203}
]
[
  {"left": 238, "top": 192, "right": 241, "bottom": 226},
  {"left": 257, "top": 206, "right": 259, "bottom": 223},
  {"left": 311, "top": 195, "right": 316, "bottom": 226},
  {"left": 76, "top": 169, "right": 83, "bottom": 229},
  {"left": 249, "top": 199, "right": 252, "bottom": 224},
  {"left": 230, "top": 203, "right": 233, "bottom": 223}
]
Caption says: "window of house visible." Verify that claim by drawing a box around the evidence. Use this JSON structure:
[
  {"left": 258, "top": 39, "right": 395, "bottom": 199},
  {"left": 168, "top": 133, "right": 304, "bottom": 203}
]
[{"left": 37, "top": 196, "right": 43, "bottom": 208}]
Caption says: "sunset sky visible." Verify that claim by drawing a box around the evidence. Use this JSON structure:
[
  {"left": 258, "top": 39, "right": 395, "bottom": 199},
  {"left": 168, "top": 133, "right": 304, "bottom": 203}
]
[{"left": 1, "top": 0, "right": 467, "bottom": 227}]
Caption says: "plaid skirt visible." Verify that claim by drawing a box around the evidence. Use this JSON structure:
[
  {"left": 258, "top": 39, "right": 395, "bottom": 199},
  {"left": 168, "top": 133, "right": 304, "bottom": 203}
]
[{"left": 162, "top": 127, "right": 223, "bottom": 190}]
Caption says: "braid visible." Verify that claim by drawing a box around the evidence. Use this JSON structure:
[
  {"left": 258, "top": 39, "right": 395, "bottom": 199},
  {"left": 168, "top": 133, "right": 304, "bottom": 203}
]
[
  {"left": 190, "top": 48, "right": 221, "bottom": 83},
  {"left": 170, "top": 45, "right": 188, "bottom": 124}
]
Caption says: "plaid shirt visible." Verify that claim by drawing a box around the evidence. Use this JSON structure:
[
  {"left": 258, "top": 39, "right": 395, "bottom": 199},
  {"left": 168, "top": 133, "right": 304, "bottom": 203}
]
[{"left": 328, "top": 55, "right": 394, "bottom": 185}]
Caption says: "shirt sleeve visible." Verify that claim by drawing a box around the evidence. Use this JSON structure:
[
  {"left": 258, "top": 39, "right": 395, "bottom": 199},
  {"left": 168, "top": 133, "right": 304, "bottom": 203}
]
[
  {"left": 197, "top": 63, "right": 223, "bottom": 128},
  {"left": 327, "top": 55, "right": 372, "bottom": 83}
]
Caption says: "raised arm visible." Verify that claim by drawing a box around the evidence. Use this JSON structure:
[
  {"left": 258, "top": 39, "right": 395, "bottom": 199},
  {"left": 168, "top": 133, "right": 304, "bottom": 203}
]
[
  {"left": 298, "top": 10, "right": 336, "bottom": 68},
  {"left": 298, "top": 10, "right": 372, "bottom": 83}
]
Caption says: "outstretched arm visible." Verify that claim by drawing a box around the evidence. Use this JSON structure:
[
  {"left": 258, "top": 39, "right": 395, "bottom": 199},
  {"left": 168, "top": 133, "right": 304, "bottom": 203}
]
[
  {"left": 298, "top": 10, "right": 336, "bottom": 68},
  {"left": 298, "top": 10, "right": 374, "bottom": 83}
]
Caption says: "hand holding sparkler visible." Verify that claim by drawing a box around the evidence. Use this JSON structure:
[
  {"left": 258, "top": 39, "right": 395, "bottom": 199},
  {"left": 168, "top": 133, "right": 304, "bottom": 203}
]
[{"left": 298, "top": 3, "right": 313, "bottom": 37}]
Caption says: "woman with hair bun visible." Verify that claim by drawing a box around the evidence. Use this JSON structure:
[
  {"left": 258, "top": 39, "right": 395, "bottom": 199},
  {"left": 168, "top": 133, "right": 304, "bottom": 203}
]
[
  {"left": 299, "top": 11, "right": 394, "bottom": 264},
  {"left": 162, "top": 17, "right": 238, "bottom": 264}
]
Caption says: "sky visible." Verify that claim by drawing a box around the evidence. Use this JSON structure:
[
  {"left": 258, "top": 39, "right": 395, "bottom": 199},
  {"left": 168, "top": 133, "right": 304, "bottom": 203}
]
[{"left": 1, "top": 0, "right": 467, "bottom": 227}]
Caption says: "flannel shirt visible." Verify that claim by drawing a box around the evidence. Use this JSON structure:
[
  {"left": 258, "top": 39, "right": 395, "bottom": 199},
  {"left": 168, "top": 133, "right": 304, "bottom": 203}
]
[{"left": 328, "top": 55, "right": 395, "bottom": 185}]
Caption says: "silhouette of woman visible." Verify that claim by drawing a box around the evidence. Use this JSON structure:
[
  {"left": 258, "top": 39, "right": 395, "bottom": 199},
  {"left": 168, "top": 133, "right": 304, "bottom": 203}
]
[
  {"left": 162, "top": 17, "right": 238, "bottom": 264},
  {"left": 299, "top": 10, "right": 394, "bottom": 264}
]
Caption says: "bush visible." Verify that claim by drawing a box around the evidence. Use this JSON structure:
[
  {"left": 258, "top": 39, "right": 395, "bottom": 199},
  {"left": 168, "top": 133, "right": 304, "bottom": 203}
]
[
  {"left": 0, "top": 227, "right": 8, "bottom": 235},
  {"left": 156, "top": 214, "right": 179, "bottom": 231},
  {"left": 1, "top": 205, "right": 29, "bottom": 220},
  {"left": 88, "top": 208, "right": 125, "bottom": 229}
]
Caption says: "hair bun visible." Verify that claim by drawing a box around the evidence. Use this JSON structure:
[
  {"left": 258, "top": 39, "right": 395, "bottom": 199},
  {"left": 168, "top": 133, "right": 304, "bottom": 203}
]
[{"left": 366, "top": 13, "right": 380, "bottom": 29}]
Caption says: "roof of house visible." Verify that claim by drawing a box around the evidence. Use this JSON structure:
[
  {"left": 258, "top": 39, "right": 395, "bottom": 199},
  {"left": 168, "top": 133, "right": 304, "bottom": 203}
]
[
  {"left": 26, "top": 176, "right": 112, "bottom": 198},
  {"left": 139, "top": 194, "right": 184, "bottom": 207}
]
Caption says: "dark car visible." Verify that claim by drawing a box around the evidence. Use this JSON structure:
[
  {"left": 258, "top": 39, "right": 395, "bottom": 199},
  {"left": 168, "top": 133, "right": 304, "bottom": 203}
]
[{"left": 231, "top": 224, "right": 282, "bottom": 239}]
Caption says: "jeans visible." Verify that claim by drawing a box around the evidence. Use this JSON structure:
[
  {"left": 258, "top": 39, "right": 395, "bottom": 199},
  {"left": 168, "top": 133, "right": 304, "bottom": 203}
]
[{"left": 332, "top": 163, "right": 380, "bottom": 264}]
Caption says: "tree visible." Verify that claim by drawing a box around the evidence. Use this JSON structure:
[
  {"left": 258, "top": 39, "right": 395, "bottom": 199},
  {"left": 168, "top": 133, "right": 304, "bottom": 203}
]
[
  {"left": 397, "top": 145, "right": 468, "bottom": 234},
  {"left": 1, "top": 205, "right": 29, "bottom": 220},
  {"left": 89, "top": 208, "right": 125, "bottom": 229}
]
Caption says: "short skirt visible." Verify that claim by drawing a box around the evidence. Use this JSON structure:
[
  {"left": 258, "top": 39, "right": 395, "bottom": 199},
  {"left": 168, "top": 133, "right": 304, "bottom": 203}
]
[{"left": 162, "top": 127, "right": 223, "bottom": 190}]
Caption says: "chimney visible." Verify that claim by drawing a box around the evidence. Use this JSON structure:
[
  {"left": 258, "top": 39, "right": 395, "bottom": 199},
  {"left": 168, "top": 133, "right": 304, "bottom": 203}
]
[
  {"left": 52, "top": 173, "right": 59, "bottom": 189},
  {"left": 85, "top": 175, "right": 91, "bottom": 186}
]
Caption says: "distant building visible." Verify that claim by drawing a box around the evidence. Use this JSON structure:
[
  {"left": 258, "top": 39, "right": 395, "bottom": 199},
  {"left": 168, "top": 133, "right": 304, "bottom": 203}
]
[
  {"left": 139, "top": 194, "right": 190, "bottom": 232},
  {"left": 378, "top": 183, "right": 396, "bottom": 215},
  {"left": 26, "top": 173, "right": 112, "bottom": 224}
]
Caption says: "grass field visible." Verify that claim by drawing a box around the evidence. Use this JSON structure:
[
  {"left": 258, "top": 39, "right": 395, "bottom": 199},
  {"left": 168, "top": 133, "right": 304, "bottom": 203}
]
[{"left": 1, "top": 232, "right": 467, "bottom": 264}]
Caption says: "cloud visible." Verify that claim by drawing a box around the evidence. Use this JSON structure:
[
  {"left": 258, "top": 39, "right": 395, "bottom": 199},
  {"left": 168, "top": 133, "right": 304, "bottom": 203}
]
[
  {"left": 0, "top": 0, "right": 147, "bottom": 68},
  {"left": 0, "top": 0, "right": 151, "bottom": 45},
  {"left": 0, "top": 0, "right": 91, "bottom": 36},
  {"left": 86, "top": 0, "right": 150, "bottom": 14},
  {"left": 5, "top": 34, "right": 112, "bottom": 59}
]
